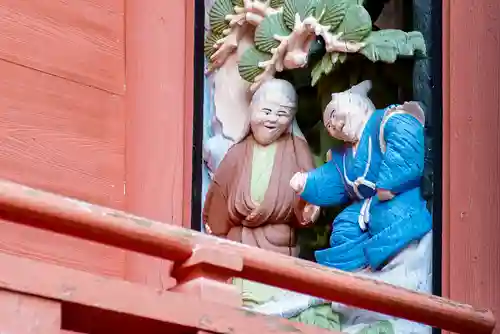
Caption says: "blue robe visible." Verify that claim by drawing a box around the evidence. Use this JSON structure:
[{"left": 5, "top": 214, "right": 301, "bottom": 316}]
[{"left": 300, "top": 106, "right": 432, "bottom": 271}]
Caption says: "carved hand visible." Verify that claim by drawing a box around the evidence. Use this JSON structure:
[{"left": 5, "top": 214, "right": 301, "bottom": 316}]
[
  {"left": 377, "top": 189, "right": 395, "bottom": 201},
  {"left": 301, "top": 203, "right": 320, "bottom": 226},
  {"left": 290, "top": 172, "right": 308, "bottom": 195}
]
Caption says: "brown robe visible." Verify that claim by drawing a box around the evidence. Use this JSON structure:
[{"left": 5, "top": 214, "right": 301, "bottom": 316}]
[{"left": 203, "top": 133, "right": 315, "bottom": 256}]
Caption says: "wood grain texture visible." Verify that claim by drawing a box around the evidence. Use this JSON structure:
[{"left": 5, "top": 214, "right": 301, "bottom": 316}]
[
  {"left": 124, "top": 0, "right": 191, "bottom": 287},
  {"left": 442, "top": 0, "right": 451, "bottom": 304},
  {"left": 125, "top": 0, "right": 188, "bottom": 225},
  {"left": 0, "top": 252, "right": 341, "bottom": 334},
  {"left": 0, "top": 289, "right": 61, "bottom": 333},
  {"left": 0, "top": 179, "right": 494, "bottom": 333},
  {"left": 0, "top": 0, "right": 125, "bottom": 94},
  {"left": 0, "top": 58, "right": 127, "bottom": 278},
  {"left": 445, "top": 0, "right": 500, "bottom": 331},
  {"left": 0, "top": 59, "right": 125, "bottom": 208},
  {"left": 172, "top": 246, "right": 243, "bottom": 307},
  {"left": 0, "top": 219, "right": 125, "bottom": 278}
]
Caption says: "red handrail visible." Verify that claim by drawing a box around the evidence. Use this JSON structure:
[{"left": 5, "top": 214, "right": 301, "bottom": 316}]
[{"left": 0, "top": 180, "right": 495, "bottom": 334}]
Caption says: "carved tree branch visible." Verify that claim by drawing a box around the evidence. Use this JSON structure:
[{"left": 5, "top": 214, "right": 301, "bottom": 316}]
[
  {"left": 243, "top": 0, "right": 281, "bottom": 25},
  {"left": 209, "top": 0, "right": 280, "bottom": 72},
  {"left": 250, "top": 14, "right": 366, "bottom": 91},
  {"left": 302, "top": 16, "right": 366, "bottom": 53},
  {"left": 208, "top": 25, "right": 246, "bottom": 72},
  {"left": 249, "top": 14, "right": 316, "bottom": 92}
]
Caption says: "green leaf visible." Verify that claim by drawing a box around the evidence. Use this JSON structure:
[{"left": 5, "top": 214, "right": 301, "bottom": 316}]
[
  {"left": 359, "top": 29, "right": 427, "bottom": 63},
  {"left": 311, "top": 62, "right": 323, "bottom": 87},
  {"left": 231, "top": 0, "right": 244, "bottom": 7},
  {"left": 238, "top": 46, "right": 272, "bottom": 82},
  {"left": 408, "top": 31, "right": 427, "bottom": 56},
  {"left": 204, "top": 31, "right": 224, "bottom": 59},
  {"left": 283, "top": 0, "right": 316, "bottom": 30},
  {"left": 254, "top": 12, "right": 291, "bottom": 53},
  {"left": 356, "top": 320, "right": 395, "bottom": 334},
  {"left": 335, "top": 4, "right": 372, "bottom": 41},
  {"left": 311, "top": 53, "right": 337, "bottom": 86},
  {"left": 323, "top": 53, "right": 334, "bottom": 73},
  {"left": 290, "top": 305, "right": 341, "bottom": 331},
  {"left": 209, "top": 0, "right": 234, "bottom": 35},
  {"left": 314, "top": 0, "right": 350, "bottom": 31},
  {"left": 270, "top": 0, "right": 286, "bottom": 8}
]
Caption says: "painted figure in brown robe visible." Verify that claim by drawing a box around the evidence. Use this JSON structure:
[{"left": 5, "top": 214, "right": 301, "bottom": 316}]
[{"left": 203, "top": 79, "right": 319, "bottom": 256}]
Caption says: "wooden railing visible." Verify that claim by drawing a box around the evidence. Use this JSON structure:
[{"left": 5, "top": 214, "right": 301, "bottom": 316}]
[{"left": 0, "top": 179, "right": 495, "bottom": 334}]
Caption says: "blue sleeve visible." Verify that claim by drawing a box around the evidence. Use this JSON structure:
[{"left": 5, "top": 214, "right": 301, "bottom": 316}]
[
  {"left": 377, "top": 114, "right": 425, "bottom": 193},
  {"left": 300, "top": 153, "right": 349, "bottom": 207}
]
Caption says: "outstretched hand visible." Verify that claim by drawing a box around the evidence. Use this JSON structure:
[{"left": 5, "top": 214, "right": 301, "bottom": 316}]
[
  {"left": 290, "top": 172, "right": 308, "bottom": 194},
  {"left": 377, "top": 189, "right": 395, "bottom": 201},
  {"left": 301, "top": 203, "right": 320, "bottom": 226}
]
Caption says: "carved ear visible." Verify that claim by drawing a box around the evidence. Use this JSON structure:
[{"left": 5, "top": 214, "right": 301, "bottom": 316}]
[
  {"left": 323, "top": 99, "right": 335, "bottom": 125},
  {"left": 348, "top": 80, "right": 372, "bottom": 97}
]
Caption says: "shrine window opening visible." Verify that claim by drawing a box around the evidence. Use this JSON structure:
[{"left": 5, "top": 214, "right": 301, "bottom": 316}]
[{"left": 191, "top": 1, "right": 444, "bottom": 332}]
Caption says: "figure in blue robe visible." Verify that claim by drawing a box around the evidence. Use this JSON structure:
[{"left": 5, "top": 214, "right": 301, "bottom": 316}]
[{"left": 298, "top": 102, "right": 432, "bottom": 272}]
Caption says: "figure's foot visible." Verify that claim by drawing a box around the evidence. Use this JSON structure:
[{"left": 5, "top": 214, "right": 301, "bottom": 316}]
[{"left": 204, "top": 223, "right": 213, "bottom": 234}]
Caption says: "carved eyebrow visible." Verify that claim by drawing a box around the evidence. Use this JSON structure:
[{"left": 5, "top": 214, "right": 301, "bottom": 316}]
[{"left": 323, "top": 108, "right": 335, "bottom": 125}]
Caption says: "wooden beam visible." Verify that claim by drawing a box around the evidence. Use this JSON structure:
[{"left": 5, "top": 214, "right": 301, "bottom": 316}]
[
  {"left": 443, "top": 0, "right": 500, "bottom": 327},
  {"left": 124, "top": 0, "right": 191, "bottom": 227},
  {"left": 0, "top": 180, "right": 495, "bottom": 333},
  {"left": 124, "top": 0, "right": 190, "bottom": 288},
  {"left": 0, "top": 252, "right": 340, "bottom": 334},
  {"left": 0, "top": 289, "right": 61, "bottom": 333},
  {"left": 0, "top": 180, "right": 192, "bottom": 262}
]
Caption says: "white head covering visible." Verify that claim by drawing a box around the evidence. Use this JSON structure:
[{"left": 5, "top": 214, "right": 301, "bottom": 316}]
[
  {"left": 324, "top": 80, "right": 375, "bottom": 124},
  {"left": 250, "top": 79, "right": 298, "bottom": 108}
]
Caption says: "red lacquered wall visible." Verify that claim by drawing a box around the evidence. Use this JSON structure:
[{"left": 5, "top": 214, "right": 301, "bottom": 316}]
[
  {"left": 443, "top": 0, "right": 500, "bottom": 330},
  {"left": 0, "top": 0, "right": 498, "bottom": 328},
  {"left": 124, "top": 0, "right": 194, "bottom": 286},
  {"left": 0, "top": 0, "right": 127, "bottom": 278},
  {"left": 0, "top": 0, "right": 195, "bottom": 285}
]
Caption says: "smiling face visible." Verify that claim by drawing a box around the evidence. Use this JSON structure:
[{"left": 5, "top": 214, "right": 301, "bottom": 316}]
[
  {"left": 250, "top": 80, "right": 297, "bottom": 146},
  {"left": 323, "top": 93, "right": 371, "bottom": 143}
]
